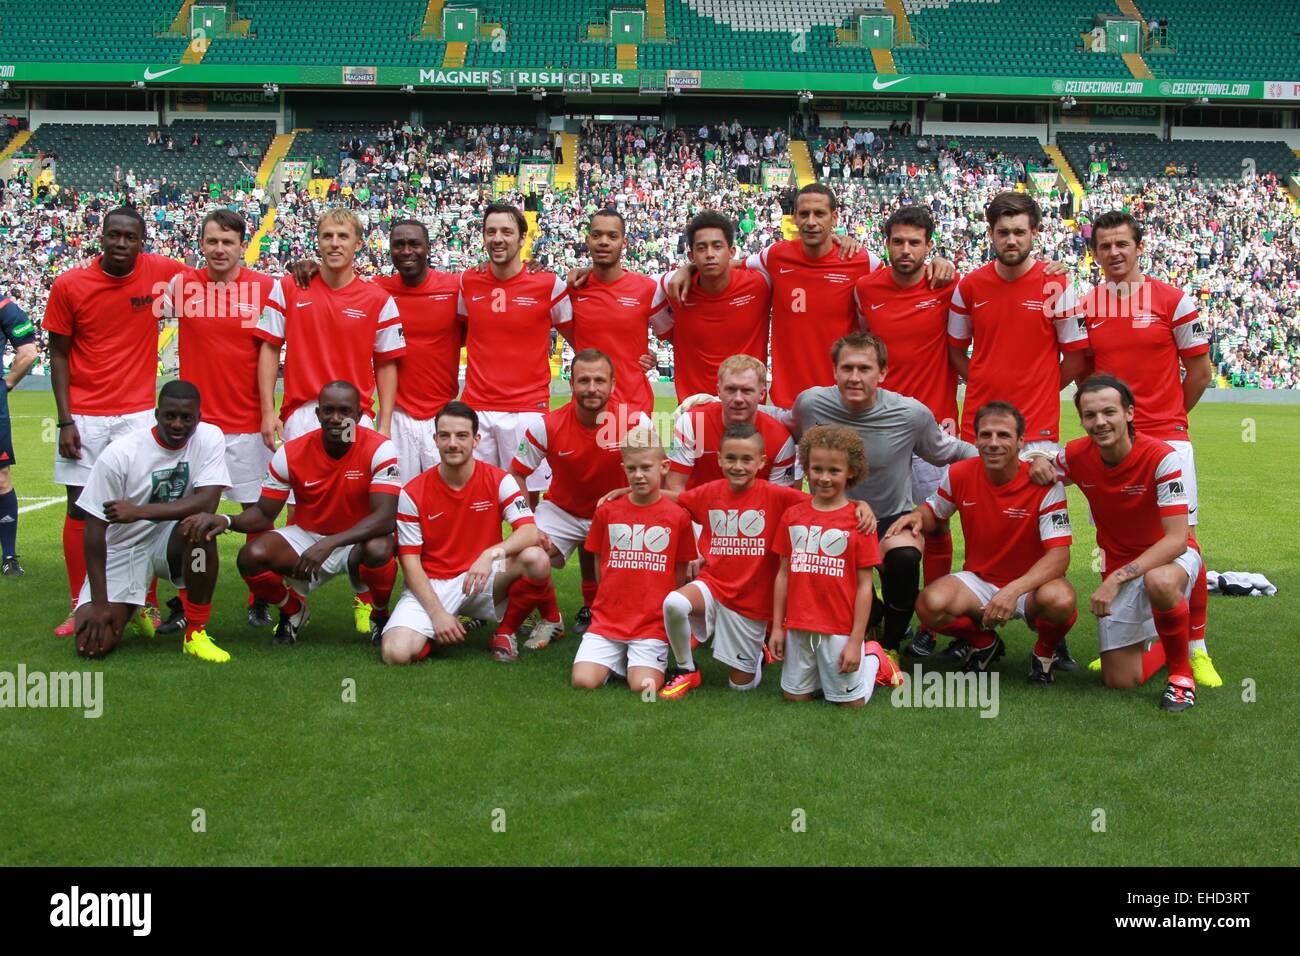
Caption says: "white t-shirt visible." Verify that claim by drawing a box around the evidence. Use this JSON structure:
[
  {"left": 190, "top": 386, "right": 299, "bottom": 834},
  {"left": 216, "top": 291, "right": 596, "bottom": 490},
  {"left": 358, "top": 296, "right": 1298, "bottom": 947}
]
[{"left": 77, "top": 421, "right": 231, "bottom": 550}]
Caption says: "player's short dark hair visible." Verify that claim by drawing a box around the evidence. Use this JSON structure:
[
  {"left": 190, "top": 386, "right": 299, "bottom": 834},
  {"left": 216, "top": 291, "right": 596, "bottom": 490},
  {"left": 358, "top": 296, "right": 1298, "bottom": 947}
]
[
  {"left": 831, "top": 331, "right": 888, "bottom": 372},
  {"left": 390, "top": 218, "right": 430, "bottom": 242},
  {"left": 103, "top": 206, "right": 146, "bottom": 237},
  {"left": 570, "top": 347, "right": 614, "bottom": 378},
  {"left": 973, "top": 401, "right": 1024, "bottom": 437},
  {"left": 796, "top": 182, "right": 838, "bottom": 212},
  {"left": 158, "top": 379, "right": 200, "bottom": 405},
  {"left": 685, "top": 210, "right": 735, "bottom": 248},
  {"left": 201, "top": 208, "right": 246, "bottom": 240},
  {"left": 1075, "top": 374, "right": 1136, "bottom": 438},
  {"left": 436, "top": 400, "right": 479, "bottom": 434},
  {"left": 482, "top": 203, "right": 527, "bottom": 237},
  {"left": 883, "top": 206, "right": 934, "bottom": 241},
  {"left": 985, "top": 191, "right": 1041, "bottom": 230},
  {"left": 719, "top": 421, "right": 764, "bottom": 453},
  {"left": 1088, "top": 210, "right": 1144, "bottom": 250},
  {"left": 589, "top": 208, "right": 625, "bottom": 234},
  {"left": 319, "top": 380, "right": 362, "bottom": 407}
]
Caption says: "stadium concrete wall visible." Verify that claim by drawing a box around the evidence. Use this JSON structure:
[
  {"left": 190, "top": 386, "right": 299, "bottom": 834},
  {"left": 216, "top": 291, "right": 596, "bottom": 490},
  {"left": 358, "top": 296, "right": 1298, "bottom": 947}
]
[
  {"left": 1170, "top": 127, "right": 1300, "bottom": 149},
  {"left": 29, "top": 110, "right": 159, "bottom": 130}
]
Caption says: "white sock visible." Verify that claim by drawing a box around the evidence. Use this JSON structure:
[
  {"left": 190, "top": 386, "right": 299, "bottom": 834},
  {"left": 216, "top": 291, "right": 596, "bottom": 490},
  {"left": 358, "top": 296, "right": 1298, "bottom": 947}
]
[
  {"left": 1190, "top": 638, "right": 1207, "bottom": 654},
  {"left": 662, "top": 591, "right": 696, "bottom": 671}
]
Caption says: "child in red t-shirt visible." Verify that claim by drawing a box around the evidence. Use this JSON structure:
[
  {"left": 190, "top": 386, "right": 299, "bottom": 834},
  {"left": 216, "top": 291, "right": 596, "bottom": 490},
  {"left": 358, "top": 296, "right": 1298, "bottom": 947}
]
[{"left": 772, "top": 426, "right": 899, "bottom": 706}]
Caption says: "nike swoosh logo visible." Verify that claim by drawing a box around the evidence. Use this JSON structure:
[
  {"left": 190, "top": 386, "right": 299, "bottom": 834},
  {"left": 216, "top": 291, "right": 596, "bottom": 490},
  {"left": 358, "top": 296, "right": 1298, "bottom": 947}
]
[
  {"left": 779, "top": 267, "right": 795, "bottom": 274},
  {"left": 557, "top": 450, "right": 575, "bottom": 456},
  {"left": 427, "top": 512, "right": 444, "bottom": 520},
  {"left": 1089, "top": 321, "right": 1106, "bottom": 329},
  {"left": 870, "top": 303, "right": 885, "bottom": 310},
  {"left": 576, "top": 296, "right": 590, "bottom": 302},
  {"left": 871, "top": 76, "right": 909, "bottom": 91},
  {"left": 974, "top": 300, "right": 989, "bottom": 308},
  {"left": 143, "top": 66, "right": 182, "bottom": 80},
  {"left": 963, "top": 500, "right": 976, "bottom": 506},
  {"left": 471, "top": 295, "right": 486, "bottom": 301},
  {"left": 304, "top": 480, "right": 322, "bottom": 488}
]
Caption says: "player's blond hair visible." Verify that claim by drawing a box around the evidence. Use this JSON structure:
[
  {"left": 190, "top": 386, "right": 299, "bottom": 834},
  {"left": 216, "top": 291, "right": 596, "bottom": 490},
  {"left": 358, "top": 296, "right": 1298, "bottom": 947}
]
[
  {"left": 316, "top": 208, "right": 363, "bottom": 240},
  {"left": 621, "top": 425, "right": 664, "bottom": 458},
  {"left": 716, "top": 354, "right": 768, "bottom": 387},
  {"left": 798, "top": 425, "right": 868, "bottom": 484}
]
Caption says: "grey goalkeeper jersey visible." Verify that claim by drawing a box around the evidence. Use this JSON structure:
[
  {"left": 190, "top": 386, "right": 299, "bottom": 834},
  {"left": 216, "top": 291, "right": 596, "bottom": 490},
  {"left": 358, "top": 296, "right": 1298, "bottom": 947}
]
[{"left": 789, "top": 386, "right": 977, "bottom": 517}]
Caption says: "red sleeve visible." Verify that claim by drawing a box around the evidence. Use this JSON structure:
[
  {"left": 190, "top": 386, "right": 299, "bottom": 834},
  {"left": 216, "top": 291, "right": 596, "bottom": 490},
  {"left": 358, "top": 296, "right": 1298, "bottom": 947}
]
[
  {"left": 675, "top": 486, "right": 705, "bottom": 523},
  {"left": 41, "top": 276, "right": 75, "bottom": 336},
  {"left": 148, "top": 252, "right": 186, "bottom": 281},
  {"left": 775, "top": 484, "right": 809, "bottom": 511},
  {"left": 674, "top": 509, "right": 698, "bottom": 562},
  {"left": 855, "top": 528, "right": 883, "bottom": 569},
  {"left": 584, "top": 507, "right": 606, "bottom": 556},
  {"left": 772, "top": 510, "right": 793, "bottom": 557}
]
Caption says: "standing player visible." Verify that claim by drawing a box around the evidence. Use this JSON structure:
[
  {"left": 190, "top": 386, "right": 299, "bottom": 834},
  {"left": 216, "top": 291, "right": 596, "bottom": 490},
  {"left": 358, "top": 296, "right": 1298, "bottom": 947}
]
[
  {"left": 887, "top": 402, "right": 1077, "bottom": 681},
  {"left": 188, "top": 382, "right": 401, "bottom": 645},
  {"left": 255, "top": 209, "right": 405, "bottom": 448},
  {"left": 0, "top": 291, "right": 37, "bottom": 576},
  {"left": 379, "top": 401, "right": 553, "bottom": 666},
  {"left": 45, "top": 207, "right": 186, "bottom": 634},
  {"left": 375, "top": 219, "right": 464, "bottom": 482},
  {"left": 458, "top": 203, "right": 571, "bottom": 493},
  {"left": 572, "top": 427, "right": 697, "bottom": 693},
  {"left": 74, "top": 381, "right": 232, "bottom": 663},
  {"left": 161, "top": 209, "right": 278, "bottom": 628},
  {"left": 1066, "top": 210, "right": 1219, "bottom": 687},
  {"left": 507, "top": 349, "right": 651, "bottom": 647},
  {"left": 1050, "top": 376, "right": 1200, "bottom": 712},
  {"left": 668, "top": 355, "right": 797, "bottom": 492}
]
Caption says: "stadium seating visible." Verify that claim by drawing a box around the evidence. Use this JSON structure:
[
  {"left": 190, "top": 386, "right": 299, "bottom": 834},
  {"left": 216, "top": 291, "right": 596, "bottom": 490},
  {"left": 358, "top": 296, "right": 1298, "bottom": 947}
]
[
  {"left": 1057, "top": 132, "right": 1298, "bottom": 186},
  {"left": 1141, "top": 0, "right": 1300, "bottom": 80},
  {"left": 466, "top": 1, "right": 613, "bottom": 69},
  {"left": 0, "top": 0, "right": 185, "bottom": 62}
]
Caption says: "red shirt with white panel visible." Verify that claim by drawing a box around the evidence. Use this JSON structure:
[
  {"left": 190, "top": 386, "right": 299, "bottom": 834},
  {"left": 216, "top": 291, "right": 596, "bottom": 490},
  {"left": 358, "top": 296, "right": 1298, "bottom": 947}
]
[
  {"left": 1078, "top": 277, "right": 1209, "bottom": 441},
  {"left": 42, "top": 253, "right": 185, "bottom": 416},
  {"left": 677, "top": 479, "right": 808, "bottom": 622},
  {"left": 584, "top": 495, "right": 697, "bottom": 641},
  {"left": 511, "top": 400, "right": 652, "bottom": 519},
  {"left": 923, "top": 458, "right": 1072, "bottom": 587},
  {"left": 396, "top": 461, "right": 535, "bottom": 579},
  {"left": 458, "top": 269, "right": 572, "bottom": 413},
  {"left": 947, "top": 260, "right": 1088, "bottom": 443},
  {"left": 261, "top": 427, "right": 401, "bottom": 535},
  {"left": 375, "top": 270, "right": 465, "bottom": 420},
  {"left": 745, "top": 240, "right": 882, "bottom": 408},
  {"left": 668, "top": 402, "right": 797, "bottom": 489},
  {"left": 254, "top": 274, "right": 405, "bottom": 421},
  {"left": 1056, "top": 433, "right": 1188, "bottom": 577},
  {"left": 773, "top": 499, "right": 882, "bottom": 635},
  {"left": 559, "top": 270, "right": 662, "bottom": 416}
]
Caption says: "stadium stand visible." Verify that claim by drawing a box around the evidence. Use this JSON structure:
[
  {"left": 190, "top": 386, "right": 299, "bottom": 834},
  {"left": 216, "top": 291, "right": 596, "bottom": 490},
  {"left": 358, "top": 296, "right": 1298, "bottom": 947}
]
[
  {"left": 0, "top": 0, "right": 185, "bottom": 62},
  {"left": 1141, "top": 0, "right": 1300, "bottom": 81},
  {"left": 202, "top": 0, "right": 434, "bottom": 66},
  {"left": 466, "top": 1, "right": 615, "bottom": 69},
  {"left": 1058, "top": 132, "right": 1299, "bottom": 187}
]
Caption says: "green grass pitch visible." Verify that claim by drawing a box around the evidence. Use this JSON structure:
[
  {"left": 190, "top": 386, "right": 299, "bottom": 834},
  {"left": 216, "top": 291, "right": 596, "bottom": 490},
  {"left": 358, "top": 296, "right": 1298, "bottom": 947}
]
[{"left": 1, "top": 390, "right": 1296, "bottom": 866}]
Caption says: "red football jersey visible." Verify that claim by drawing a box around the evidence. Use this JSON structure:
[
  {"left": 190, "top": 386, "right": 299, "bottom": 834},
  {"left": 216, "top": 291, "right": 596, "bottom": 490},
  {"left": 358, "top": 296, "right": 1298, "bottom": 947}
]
[
  {"left": 261, "top": 426, "right": 401, "bottom": 535},
  {"left": 668, "top": 402, "right": 797, "bottom": 489},
  {"left": 651, "top": 268, "right": 771, "bottom": 404},
  {"left": 560, "top": 270, "right": 661, "bottom": 416},
  {"left": 677, "top": 478, "right": 808, "bottom": 621},
  {"left": 254, "top": 274, "right": 405, "bottom": 421},
  {"left": 855, "top": 269, "right": 959, "bottom": 433},
  {"left": 924, "top": 458, "right": 1072, "bottom": 587},
  {"left": 1080, "top": 276, "right": 1209, "bottom": 441},
  {"left": 396, "top": 461, "right": 535, "bottom": 579},
  {"left": 458, "top": 268, "right": 571, "bottom": 413},
  {"left": 1057, "top": 434, "right": 1188, "bottom": 576},
  {"left": 585, "top": 495, "right": 697, "bottom": 642},
  {"left": 168, "top": 266, "right": 275, "bottom": 434},
  {"left": 376, "top": 270, "right": 465, "bottom": 421},
  {"left": 746, "top": 240, "right": 882, "bottom": 408},
  {"left": 42, "top": 253, "right": 185, "bottom": 416},
  {"left": 511, "top": 400, "right": 650, "bottom": 519},
  {"left": 774, "top": 499, "right": 882, "bottom": 635}
]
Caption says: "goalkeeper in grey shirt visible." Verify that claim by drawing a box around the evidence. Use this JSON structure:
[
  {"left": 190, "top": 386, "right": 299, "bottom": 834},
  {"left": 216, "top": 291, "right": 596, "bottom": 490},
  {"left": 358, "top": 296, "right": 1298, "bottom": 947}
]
[{"left": 788, "top": 331, "right": 977, "bottom": 656}]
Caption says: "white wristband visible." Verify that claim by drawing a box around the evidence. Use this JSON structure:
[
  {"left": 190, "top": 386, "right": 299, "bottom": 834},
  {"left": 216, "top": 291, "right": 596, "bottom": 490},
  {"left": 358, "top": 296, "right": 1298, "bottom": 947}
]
[{"left": 219, "top": 514, "right": 234, "bottom": 534}]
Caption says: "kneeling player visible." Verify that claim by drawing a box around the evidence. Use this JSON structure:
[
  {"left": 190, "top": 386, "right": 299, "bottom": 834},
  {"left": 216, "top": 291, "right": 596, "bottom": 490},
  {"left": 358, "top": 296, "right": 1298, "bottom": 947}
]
[
  {"left": 190, "top": 382, "right": 400, "bottom": 645},
  {"left": 771, "top": 426, "right": 897, "bottom": 707},
  {"left": 572, "top": 427, "right": 697, "bottom": 693},
  {"left": 74, "top": 381, "right": 232, "bottom": 663},
  {"left": 888, "top": 401, "right": 1077, "bottom": 681},
  {"left": 380, "top": 401, "right": 553, "bottom": 664},
  {"left": 1052, "top": 375, "right": 1200, "bottom": 712}
]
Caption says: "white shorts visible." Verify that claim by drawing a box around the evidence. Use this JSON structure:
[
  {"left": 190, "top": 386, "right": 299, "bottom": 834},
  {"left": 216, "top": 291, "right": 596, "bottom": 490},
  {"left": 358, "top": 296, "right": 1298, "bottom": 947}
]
[
  {"left": 1097, "top": 548, "right": 1201, "bottom": 653},
  {"left": 534, "top": 499, "right": 590, "bottom": 567},
  {"left": 780, "top": 629, "right": 869, "bottom": 703},
  {"left": 952, "top": 571, "right": 1030, "bottom": 620},
  {"left": 224, "top": 432, "right": 274, "bottom": 504},
  {"left": 383, "top": 562, "right": 508, "bottom": 637},
  {"left": 1167, "top": 440, "right": 1199, "bottom": 528},
  {"left": 273, "top": 524, "right": 362, "bottom": 596},
  {"left": 390, "top": 407, "right": 440, "bottom": 484},
  {"left": 1019, "top": 439, "right": 1060, "bottom": 463},
  {"left": 574, "top": 632, "right": 669, "bottom": 677},
  {"left": 282, "top": 402, "right": 375, "bottom": 442},
  {"left": 75, "top": 521, "right": 180, "bottom": 609},
  {"left": 55, "top": 410, "right": 155, "bottom": 487},
  {"left": 692, "top": 580, "right": 767, "bottom": 673},
  {"left": 475, "top": 409, "right": 549, "bottom": 492},
  {"left": 910, "top": 454, "right": 948, "bottom": 507}
]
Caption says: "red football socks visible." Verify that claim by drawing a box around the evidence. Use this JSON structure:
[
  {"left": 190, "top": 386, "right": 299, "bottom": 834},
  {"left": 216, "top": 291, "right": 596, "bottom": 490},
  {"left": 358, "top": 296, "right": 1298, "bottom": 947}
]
[
  {"left": 358, "top": 558, "right": 397, "bottom": 611},
  {"left": 63, "top": 515, "right": 86, "bottom": 601},
  {"left": 922, "top": 530, "right": 954, "bottom": 586},
  {"left": 1033, "top": 610, "right": 1077, "bottom": 659},
  {"left": 1152, "top": 598, "right": 1192, "bottom": 681},
  {"left": 580, "top": 579, "right": 598, "bottom": 607},
  {"left": 180, "top": 590, "right": 211, "bottom": 642}
]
